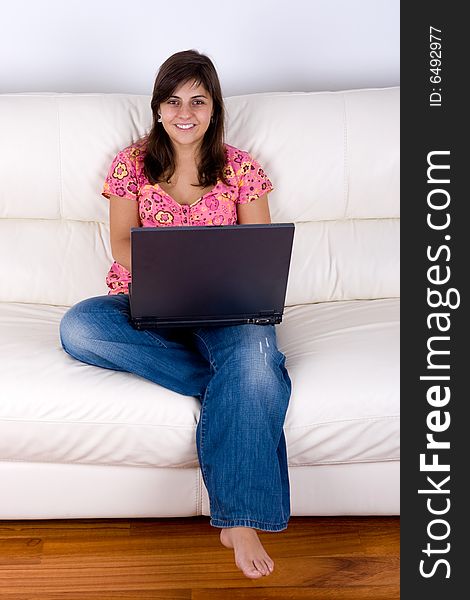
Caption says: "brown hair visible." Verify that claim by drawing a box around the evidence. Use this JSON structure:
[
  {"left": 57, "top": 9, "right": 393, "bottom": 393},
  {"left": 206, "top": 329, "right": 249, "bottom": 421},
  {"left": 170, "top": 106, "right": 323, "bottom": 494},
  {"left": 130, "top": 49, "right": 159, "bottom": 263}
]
[{"left": 140, "top": 49, "right": 227, "bottom": 187}]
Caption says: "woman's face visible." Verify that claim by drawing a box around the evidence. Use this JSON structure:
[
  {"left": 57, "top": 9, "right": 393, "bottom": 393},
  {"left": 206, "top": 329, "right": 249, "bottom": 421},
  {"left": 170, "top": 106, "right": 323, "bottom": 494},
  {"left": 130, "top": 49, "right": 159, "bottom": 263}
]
[{"left": 158, "top": 79, "right": 214, "bottom": 153}]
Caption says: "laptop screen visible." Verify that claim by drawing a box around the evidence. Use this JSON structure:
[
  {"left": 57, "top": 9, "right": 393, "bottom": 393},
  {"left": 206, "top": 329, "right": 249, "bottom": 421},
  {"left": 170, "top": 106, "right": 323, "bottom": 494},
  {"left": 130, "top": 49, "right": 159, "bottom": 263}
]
[{"left": 129, "top": 223, "right": 294, "bottom": 327}]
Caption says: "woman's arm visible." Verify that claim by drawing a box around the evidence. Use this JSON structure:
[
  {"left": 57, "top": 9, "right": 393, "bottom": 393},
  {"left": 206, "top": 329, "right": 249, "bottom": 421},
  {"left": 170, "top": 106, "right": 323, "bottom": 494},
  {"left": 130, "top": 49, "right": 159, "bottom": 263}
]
[
  {"left": 109, "top": 195, "right": 140, "bottom": 272},
  {"left": 236, "top": 194, "right": 271, "bottom": 225}
]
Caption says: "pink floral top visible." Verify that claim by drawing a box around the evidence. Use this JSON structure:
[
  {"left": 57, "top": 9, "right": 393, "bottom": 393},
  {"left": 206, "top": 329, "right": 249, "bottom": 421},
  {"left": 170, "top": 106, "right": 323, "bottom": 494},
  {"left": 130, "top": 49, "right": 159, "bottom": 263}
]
[{"left": 101, "top": 142, "right": 274, "bottom": 294}]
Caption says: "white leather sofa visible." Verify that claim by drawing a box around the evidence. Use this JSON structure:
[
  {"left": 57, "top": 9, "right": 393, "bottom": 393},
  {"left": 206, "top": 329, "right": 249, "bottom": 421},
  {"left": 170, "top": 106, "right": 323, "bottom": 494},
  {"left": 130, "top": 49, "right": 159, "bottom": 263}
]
[{"left": 0, "top": 87, "right": 399, "bottom": 519}]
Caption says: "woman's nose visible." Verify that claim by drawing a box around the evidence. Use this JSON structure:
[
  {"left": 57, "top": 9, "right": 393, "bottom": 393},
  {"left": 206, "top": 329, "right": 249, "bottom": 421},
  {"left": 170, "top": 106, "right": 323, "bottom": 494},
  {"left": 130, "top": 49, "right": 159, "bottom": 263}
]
[{"left": 177, "top": 103, "right": 193, "bottom": 118}]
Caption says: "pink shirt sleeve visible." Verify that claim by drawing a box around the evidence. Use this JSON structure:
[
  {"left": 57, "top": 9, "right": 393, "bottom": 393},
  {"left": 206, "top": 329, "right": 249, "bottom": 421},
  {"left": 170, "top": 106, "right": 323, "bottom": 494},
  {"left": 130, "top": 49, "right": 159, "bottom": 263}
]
[
  {"left": 235, "top": 152, "right": 274, "bottom": 204},
  {"left": 102, "top": 147, "right": 139, "bottom": 201}
]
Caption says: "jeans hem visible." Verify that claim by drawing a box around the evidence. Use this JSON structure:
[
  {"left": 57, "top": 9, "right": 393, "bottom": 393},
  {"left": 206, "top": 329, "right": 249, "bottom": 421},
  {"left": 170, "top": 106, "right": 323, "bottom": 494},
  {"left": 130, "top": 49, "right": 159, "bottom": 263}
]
[{"left": 210, "top": 517, "right": 289, "bottom": 532}]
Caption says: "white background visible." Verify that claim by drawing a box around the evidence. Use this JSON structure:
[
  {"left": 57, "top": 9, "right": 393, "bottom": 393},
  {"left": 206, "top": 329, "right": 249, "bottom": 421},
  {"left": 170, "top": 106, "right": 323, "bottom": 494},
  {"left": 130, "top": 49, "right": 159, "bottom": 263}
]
[{"left": 0, "top": 0, "right": 399, "bottom": 96}]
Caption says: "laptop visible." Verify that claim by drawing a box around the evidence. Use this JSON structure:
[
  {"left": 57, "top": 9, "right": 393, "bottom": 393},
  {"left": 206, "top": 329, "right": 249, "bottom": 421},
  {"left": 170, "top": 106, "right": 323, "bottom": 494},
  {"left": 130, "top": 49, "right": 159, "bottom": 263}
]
[{"left": 128, "top": 223, "right": 295, "bottom": 328}]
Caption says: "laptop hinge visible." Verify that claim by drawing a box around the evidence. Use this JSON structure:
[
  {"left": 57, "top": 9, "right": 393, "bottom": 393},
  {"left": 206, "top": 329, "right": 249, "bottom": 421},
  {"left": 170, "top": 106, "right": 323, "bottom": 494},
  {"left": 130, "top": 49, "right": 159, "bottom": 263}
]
[{"left": 259, "top": 310, "right": 276, "bottom": 316}]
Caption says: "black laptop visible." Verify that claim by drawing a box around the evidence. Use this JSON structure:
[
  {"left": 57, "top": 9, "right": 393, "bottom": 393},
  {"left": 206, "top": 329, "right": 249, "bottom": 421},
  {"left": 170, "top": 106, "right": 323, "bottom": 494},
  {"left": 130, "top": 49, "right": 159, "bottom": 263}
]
[{"left": 128, "top": 223, "right": 295, "bottom": 328}]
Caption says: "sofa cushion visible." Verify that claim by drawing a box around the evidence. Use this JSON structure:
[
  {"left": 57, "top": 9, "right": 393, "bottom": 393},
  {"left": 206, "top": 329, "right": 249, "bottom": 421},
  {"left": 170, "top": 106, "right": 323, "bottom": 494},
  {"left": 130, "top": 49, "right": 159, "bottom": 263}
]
[{"left": 0, "top": 298, "right": 399, "bottom": 469}]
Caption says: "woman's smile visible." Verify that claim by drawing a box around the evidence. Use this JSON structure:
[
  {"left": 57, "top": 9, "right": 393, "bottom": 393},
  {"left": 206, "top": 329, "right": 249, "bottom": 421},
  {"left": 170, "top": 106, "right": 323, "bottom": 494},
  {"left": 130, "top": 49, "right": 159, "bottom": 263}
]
[{"left": 175, "top": 123, "right": 196, "bottom": 130}]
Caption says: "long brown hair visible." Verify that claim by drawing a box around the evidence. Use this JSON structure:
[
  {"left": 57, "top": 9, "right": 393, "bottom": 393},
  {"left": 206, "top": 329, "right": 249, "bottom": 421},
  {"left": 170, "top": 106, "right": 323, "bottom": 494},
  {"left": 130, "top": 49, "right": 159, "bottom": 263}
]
[{"left": 140, "top": 49, "right": 228, "bottom": 187}]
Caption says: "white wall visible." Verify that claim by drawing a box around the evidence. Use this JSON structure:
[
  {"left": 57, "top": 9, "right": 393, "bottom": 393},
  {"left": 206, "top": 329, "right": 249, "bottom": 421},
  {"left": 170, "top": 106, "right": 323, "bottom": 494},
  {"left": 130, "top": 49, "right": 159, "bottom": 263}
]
[{"left": 0, "top": 0, "right": 399, "bottom": 96}]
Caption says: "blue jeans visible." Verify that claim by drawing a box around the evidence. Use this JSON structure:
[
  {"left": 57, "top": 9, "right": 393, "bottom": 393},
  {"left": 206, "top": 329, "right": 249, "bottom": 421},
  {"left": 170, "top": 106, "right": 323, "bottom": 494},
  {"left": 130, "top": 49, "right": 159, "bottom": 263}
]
[{"left": 59, "top": 294, "right": 292, "bottom": 532}]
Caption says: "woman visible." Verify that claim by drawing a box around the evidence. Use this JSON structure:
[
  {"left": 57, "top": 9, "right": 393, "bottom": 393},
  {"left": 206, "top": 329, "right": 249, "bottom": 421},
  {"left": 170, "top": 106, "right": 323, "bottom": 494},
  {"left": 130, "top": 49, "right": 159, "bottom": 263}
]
[{"left": 60, "top": 49, "right": 292, "bottom": 580}]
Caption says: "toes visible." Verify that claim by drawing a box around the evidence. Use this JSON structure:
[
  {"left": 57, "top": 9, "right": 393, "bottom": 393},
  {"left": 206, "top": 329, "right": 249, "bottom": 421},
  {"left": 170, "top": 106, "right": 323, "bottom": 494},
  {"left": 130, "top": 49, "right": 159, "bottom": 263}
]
[
  {"left": 256, "top": 556, "right": 274, "bottom": 575},
  {"left": 235, "top": 559, "right": 263, "bottom": 579},
  {"left": 245, "top": 565, "right": 263, "bottom": 579},
  {"left": 253, "top": 559, "right": 268, "bottom": 575},
  {"left": 262, "top": 559, "right": 274, "bottom": 575}
]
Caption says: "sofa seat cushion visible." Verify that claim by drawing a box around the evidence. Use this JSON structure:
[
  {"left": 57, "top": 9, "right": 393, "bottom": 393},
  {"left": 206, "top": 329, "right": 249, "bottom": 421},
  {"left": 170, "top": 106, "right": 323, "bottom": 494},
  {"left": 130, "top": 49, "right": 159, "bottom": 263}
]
[
  {"left": 279, "top": 298, "right": 399, "bottom": 466},
  {"left": 0, "top": 298, "right": 399, "bottom": 469}
]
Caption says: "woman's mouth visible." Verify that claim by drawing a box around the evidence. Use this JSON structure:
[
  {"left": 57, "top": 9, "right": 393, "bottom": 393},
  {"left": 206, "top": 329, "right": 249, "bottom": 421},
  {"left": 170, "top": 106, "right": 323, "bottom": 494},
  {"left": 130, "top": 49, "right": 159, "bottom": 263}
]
[{"left": 175, "top": 124, "right": 195, "bottom": 130}]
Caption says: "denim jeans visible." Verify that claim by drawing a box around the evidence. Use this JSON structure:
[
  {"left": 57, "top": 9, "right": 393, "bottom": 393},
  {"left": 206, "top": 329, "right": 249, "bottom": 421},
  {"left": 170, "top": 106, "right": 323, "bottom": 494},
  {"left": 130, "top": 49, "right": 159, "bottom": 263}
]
[{"left": 59, "top": 294, "right": 292, "bottom": 532}]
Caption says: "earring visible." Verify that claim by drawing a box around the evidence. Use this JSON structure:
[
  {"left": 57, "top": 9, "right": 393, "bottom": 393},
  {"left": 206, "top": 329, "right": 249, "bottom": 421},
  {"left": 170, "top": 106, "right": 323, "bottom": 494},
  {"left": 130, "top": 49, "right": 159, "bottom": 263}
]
[
  {"left": 157, "top": 113, "right": 162, "bottom": 123},
  {"left": 210, "top": 115, "right": 214, "bottom": 123}
]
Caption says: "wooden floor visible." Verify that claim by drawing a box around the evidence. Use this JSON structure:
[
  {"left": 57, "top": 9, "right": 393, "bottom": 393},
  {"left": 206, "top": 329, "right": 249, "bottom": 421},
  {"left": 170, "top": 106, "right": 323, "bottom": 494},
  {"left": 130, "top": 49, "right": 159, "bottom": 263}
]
[{"left": 0, "top": 516, "right": 399, "bottom": 599}]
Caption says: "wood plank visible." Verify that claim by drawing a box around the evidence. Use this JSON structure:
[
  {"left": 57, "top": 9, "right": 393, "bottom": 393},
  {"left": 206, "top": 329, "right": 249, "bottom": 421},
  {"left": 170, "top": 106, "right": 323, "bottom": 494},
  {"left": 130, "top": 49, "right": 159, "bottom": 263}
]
[
  {"left": 192, "top": 587, "right": 399, "bottom": 600},
  {"left": 0, "top": 519, "right": 130, "bottom": 539},
  {"left": 357, "top": 519, "right": 400, "bottom": 556},
  {"left": 0, "top": 592, "right": 190, "bottom": 600},
  {"left": 129, "top": 516, "right": 365, "bottom": 557},
  {"left": 0, "top": 537, "right": 42, "bottom": 566},
  {"left": 0, "top": 556, "right": 399, "bottom": 592}
]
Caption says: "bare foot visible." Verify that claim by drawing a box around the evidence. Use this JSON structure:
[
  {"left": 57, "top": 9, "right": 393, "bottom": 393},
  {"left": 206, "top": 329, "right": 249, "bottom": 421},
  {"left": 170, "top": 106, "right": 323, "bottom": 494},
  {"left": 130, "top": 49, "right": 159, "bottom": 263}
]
[{"left": 219, "top": 526, "right": 275, "bottom": 579}]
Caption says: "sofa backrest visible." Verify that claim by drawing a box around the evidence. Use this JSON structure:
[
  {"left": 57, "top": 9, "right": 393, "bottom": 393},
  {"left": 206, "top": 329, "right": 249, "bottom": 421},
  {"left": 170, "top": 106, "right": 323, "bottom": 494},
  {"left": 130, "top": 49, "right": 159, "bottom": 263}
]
[{"left": 0, "top": 88, "right": 399, "bottom": 307}]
